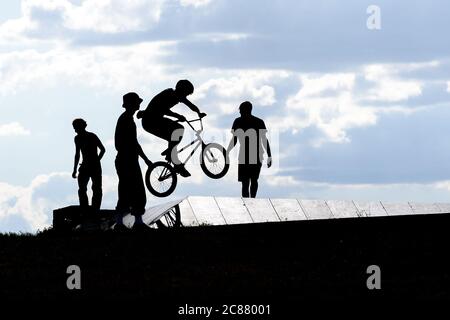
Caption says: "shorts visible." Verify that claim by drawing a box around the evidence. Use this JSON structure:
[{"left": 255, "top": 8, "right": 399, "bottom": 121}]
[
  {"left": 238, "top": 163, "right": 262, "bottom": 182},
  {"left": 142, "top": 116, "right": 184, "bottom": 142}
]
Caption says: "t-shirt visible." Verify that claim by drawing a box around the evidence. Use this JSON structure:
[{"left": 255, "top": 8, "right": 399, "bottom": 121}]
[
  {"left": 143, "top": 88, "right": 186, "bottom": 118},
  {"left": 74, "top": 131, "right": 102, "bottom": 167},
  {"left": 231, "top": 115, "right": 267, "bottom": 165},
  {"left": 115, "top": 112, "right": 139, "bottom": 157}
]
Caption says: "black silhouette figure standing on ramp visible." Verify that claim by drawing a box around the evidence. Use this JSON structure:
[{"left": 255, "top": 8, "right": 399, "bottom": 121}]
[
  {"left": 227, "top": 101, "right": 272, "bottom": 198},
  {"left": 114, "top": 92, "right": 152, "bottom": 230},
  {"left": 72, "top": 118, "right": 105, "bottom": 210}
]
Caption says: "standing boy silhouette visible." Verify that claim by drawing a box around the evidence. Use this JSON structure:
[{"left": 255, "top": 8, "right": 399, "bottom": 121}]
[
  {"left": 114, "top": 92, "right": 152, "bottom": 230},
  {"left": 227, "top": 101, "right": 272, "bottom": 198},
  {"left": 72, "top": 118, "right": 105, "bottom": 210}
]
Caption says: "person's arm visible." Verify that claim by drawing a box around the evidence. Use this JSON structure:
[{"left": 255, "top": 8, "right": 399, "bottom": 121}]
[
  {"left": 227, "top": 136, "right": 238, "bottom": 154},
  {"left": 96, "top": 136, "right": 106, "bottom": 160},
  {"left": 72, "top": 138, "right": 80, "bottom": 179},
  {"left": 137, "top": 142, "right": 152, "bottom": 166},
  {"left": 136, "top": 110, "right": 145, "bottom": 119},
  {"left": 261, "top": 131, "right": 272, "bottom": 168},
  {"left": 181, "top": 97, "right": 201, "bottom": 114},
  {"left": 227, "top": 120, "right": 238, "bottom": 154}
]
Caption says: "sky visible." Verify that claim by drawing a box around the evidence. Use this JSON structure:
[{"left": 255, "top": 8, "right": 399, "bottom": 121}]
[{"left": 1, "top": 0, "right": 450, "bottom": 233}]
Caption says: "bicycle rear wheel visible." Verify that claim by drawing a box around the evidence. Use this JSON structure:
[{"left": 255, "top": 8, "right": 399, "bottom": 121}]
[
  {"left": 145, "top": 161, "right": 177, "bottom": 197},
  {"left": 200, "top": 143, "right": 229, "bottom": 179}
]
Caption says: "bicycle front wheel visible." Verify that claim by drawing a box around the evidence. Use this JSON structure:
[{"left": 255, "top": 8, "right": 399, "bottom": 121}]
[
  {"left": 155, "top": 204, "right": 181, "bottom": 228},
  {"left": 145, "top": 161, "right": 177, "bottom": 197},
  {"left": 200, "top": 143, "right": 229, "bottom": 179}
]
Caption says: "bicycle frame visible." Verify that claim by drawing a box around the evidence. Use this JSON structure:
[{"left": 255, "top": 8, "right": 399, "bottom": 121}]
[{"left": 175, "top": 117, "right": 206, "bottom": 166}]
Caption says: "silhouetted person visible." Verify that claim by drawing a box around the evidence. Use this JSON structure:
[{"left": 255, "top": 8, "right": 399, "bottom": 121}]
[
  {"left": 115, "top": 92, "right": 152, "bottom": 230},
  {"left": 227, "top": 101, "right": 272, "bottom": 198},
  {"left": 137, "top": 79, "right": 206, "bottom": 178},
  {"left": 72, "top": 118, "right": 105, "bottom": 210}
]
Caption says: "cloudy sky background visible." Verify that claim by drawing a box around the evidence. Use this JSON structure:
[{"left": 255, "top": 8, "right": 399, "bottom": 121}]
[{"left": 1, "top": 0, "right": 450, "bottom": 232}]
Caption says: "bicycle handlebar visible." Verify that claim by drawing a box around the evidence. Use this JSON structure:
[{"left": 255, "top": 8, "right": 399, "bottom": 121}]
[
  {"left": 176, "top": 113, "right": 206, "bottom": 133},
  {"left": 176, "top": 113, "right": 207, "bottom": 124}
]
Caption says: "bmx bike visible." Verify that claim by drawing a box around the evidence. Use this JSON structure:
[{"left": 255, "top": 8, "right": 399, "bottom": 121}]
[{"left": 145, "top": 115, "right": 229, "bottom": 197}]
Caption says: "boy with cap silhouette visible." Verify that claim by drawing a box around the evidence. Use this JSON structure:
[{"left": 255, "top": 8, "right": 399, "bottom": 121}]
[
  {"left": 114, "top": 92, "right": 152, "bottom": 231},
  {"left": 72, "top": 118, "right": 105, "bottom": 210}
]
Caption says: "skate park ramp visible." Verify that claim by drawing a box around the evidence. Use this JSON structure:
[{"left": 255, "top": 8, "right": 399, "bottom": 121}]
[{"left": 127, "top": 196, "right": 450, "bottom": 228}]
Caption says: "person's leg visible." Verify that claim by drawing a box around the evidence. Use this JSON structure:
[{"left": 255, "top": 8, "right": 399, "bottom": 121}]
[
  {"left": 250, "top": 177, "right": 259, "bottom": 198},
  {"left": 130, "top": 161, "right": 147, "bottom": 225},
  {"left": 238, "top": 164, "right": 249, "bottom": 197},
  {"left": 77, "top": 168, "right": 89, "bottom": 207},
  {"left": 168, "top": 122, "right": 184, "bottom": 165},
  {"left": 241, "top": 178, "right": 250, "bottom": 198},
  {"left": 144, "top": 117, "right": 183, "bottom": 163},
  {"left": 250, "top": 164, "right": 262, "bottom": 198},
  {"left": 115, "top": 157, "right": 131, "bottom": 224},
  {"left": 91, "top": 167, "right": 103, "bottom": 210}
]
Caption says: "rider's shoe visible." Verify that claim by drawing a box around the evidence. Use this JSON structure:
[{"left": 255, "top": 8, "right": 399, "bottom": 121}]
[
  {"left": 161, "top": 148, "right": 172, "bottom": 162},
  {"left": 174, "top": 164, "right": 191, "bottom": 177}
]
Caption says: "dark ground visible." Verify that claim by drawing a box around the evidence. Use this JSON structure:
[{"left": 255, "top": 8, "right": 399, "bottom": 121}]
[{"left": 1, "top": 213, "right": 450, "bottom": 311}]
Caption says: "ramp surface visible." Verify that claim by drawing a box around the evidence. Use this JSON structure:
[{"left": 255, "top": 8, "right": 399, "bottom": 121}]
[{"left": 119, "top": 196, "right": 450, "bottom": 228}]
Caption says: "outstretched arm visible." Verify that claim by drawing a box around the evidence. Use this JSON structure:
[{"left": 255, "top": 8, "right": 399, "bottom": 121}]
[
  {"left": 181, "top": 97, "right": 201, "bottom": 114},
  {"left": 72, "top": 139, "right": 80, "bottom": 179}
]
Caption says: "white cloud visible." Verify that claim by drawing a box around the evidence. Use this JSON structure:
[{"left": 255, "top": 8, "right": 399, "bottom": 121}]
[
  {"left": 0, "top": 122, "right": 31, "bottom": 136},
  {"left": 0, "top": 0, "right": 216, "bottom": 39},
  {"left": 296, "top": 73, "right": 355, "bottom": 97},
  {"left": 0, "top": 172, "right": 121, "bottom": 233},
  {"left": 261, "top": 178, "right": 450, "bottom": 203},
  {"left": 264, "top": 175, "right": 301, "bottom": 187},
  {"left": 180, "top": 0, "right": 213, "bottom": 8},
  {"left": 282, "top": 73, "right": 377, "bottom": 145},
  {"left": 0, "top": 182, "right": 23, "bottom": 215},
  {"left": 447, "top": 81, "right": 450, "bottom": 93},
  {"left": 268, "top": 61, "right": 438, "bottom": 146},
  {"left": 192, "top": 32, "right": 249, "bottom": 43},
  {"left": 0, "top": 173, "right": 71, "bottom": 231},
  {"left": 64, "top": 0, "right": 166, "bottom": 33},
  {"left": 196, "top": 70, "right": 290, "bottom": 113},
  {"left": 0, "top": 0, "right": 166, "bottom": 37},
  {"left": 433, "top": 181, "right": 450, "bottom": 193},
  {"left": 364, "top": 64, "right": 423, "bottom": 102},
  {"left": 0, "top": 42, "right": 175, "bottom": 95}
]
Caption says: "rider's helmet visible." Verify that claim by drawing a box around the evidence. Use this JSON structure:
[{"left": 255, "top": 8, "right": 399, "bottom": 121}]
[{"left": 175, "top": 79, "right": 194, "bottom": 96}]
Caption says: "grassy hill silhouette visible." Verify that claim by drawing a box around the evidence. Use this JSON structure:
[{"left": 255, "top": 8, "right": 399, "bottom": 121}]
[{"left": 1, "top": 213, "right": 450, "bottom": 303}]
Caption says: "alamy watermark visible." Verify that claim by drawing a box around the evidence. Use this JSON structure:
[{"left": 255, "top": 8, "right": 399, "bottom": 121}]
[
  {"left": 66, "top": 265, "right": 81, "bottom": 290},
  {"left": 367, "top": 5, "right": 381, "bottom": 30},
  {"left": 366, "top": 265, "right": 381, "bottom": 290}
]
